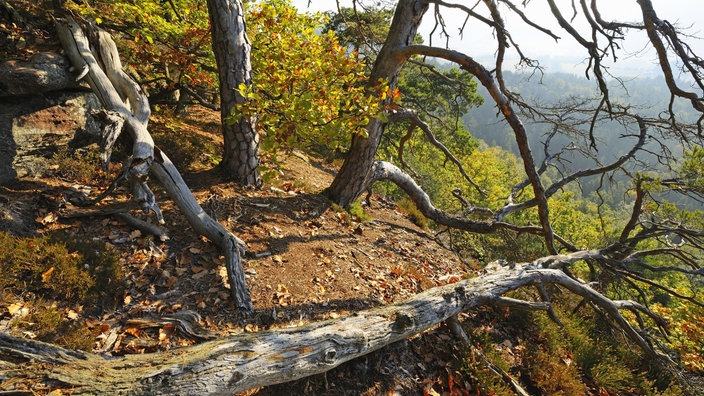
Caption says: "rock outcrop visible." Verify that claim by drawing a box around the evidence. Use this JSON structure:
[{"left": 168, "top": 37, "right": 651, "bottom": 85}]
[
  {"left": 0, "top": 52, "right": 103, "bottom": 184},
  {"left": 0, "top": 90, "right": 102, "bottom": 184}
]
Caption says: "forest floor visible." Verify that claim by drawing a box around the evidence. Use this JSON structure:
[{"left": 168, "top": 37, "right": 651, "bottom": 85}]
[{"left": 0, "top": 105, "right": 520, "bottom": 395}]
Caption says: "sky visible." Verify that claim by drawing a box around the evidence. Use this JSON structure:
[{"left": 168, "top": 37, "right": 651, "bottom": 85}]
[{"left": 291, "top": 0, "right": 704, "bottom": 76}]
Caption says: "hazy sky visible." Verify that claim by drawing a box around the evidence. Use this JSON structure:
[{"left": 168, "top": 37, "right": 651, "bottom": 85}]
[{"left": 291, "top": 0, "right": 704, "bottom": 76}]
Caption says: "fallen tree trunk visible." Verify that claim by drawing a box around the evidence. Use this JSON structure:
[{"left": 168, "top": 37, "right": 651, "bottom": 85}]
[
  {"left": 0, "top": 258, "right": 661, "bottom": 395},
  {"left": 54, "top": 14, "right": 252, "bottom": 310}
]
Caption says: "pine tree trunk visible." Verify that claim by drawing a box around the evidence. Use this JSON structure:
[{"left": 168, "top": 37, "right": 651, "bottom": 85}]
[
  {"left": 327, "top": 0, "right": 429, "bottom": 207},
  {"left": 207, "top": 0, "right": 261, "bottom": 187}
]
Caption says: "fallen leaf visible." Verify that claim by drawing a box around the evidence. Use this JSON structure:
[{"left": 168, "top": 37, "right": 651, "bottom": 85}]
[
  {"left": 7, "top": 302, "right": 23, "bottom": 315},
  {"left": 165, "top": 276, "right": 178, "bottom": 288},
  {"left": 37, "top": 212, "right": 57, "bottom": 225},
  {"left": 123, "top": 327, "right": 142, "bottom": 338},
  {"left": 66, "top": 309, "right": 79, "bottom": 320},
  {"left": 192, "top": 270, "right": 208, "bottom": 280},
  {"left": 41, "top": 266, "right": 55, "bottom": 283},
  {"left": 159, "top": 324, "right": 175, "bottom": 341}
]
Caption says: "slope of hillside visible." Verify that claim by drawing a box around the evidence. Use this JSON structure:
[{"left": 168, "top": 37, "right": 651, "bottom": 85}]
[{"left": 1, "top": 101, "right": 496, "bottom": 394}]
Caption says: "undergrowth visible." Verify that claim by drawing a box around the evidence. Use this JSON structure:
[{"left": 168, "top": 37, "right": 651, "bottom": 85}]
[
  {"left": 1, "top": 231, "right": 124, "bottom": 350},
  {"left": 151, "top": 117, "right": 221, "bottom": 171},
  {"left": 397, "top": 197, "right": 429, "bottom": 230},
  {"left": 51, "top": 145, "right": 105, "bottom": 184},
  {"left": 453, "top": 301, "right": 687, "bottom": 395},
  {"left": 331, "top": 200, "right": 372, "bottom": 223}
]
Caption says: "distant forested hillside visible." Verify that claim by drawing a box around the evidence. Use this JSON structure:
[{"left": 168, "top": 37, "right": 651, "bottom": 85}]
[{"left": 464, "top": 71, "right": 699, "bottom": 206}]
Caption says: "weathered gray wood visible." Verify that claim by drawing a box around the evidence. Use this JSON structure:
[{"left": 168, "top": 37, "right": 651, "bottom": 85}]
[
  {"left": 54, "top": 15, "right": 252, "bottom": 311},
  {"left": 0, "top": 258, "right": 659, "bottom": 395},
  {"left": 55, "top": 15, "right": 156, "bottom": 216}
]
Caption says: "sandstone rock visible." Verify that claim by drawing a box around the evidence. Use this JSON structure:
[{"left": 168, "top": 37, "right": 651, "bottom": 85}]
[
  {"left": 0, "top": 52, "right": 83, "bottom": 97},
  {"left": 0, "top": 90, "right": 102, "bottom": 184}
]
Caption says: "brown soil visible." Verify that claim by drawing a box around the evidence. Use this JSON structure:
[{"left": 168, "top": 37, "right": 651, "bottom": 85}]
[{"left": 0, "top": 105, "right": 486, "bottom": 395}]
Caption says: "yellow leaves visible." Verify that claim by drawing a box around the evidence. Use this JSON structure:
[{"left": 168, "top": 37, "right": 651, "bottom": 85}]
[{"left": 235, "top": 1, "right": 380, "bottom": 158}]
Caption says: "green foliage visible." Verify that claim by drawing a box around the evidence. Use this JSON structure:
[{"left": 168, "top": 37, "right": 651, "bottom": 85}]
[
  {"left": 453, "top": 347, "right": 515, "bottom": 395},
  {"left": 528, "top": 348, "right": 590, "bottom": 395},
  {"left": 652, "top": 301, "right": 704, "bottom": 373},
  {"left": 1, "top": 231, "right": 123, "bottom": 350},
  {"left": 68, "top": 0, "right": 216, "bottom": 101},
  {"left": 233, "top": 0, "right": 386, "bottom": 159},
  {"left": 455, "top": 302, "right": 687, "bottom": 395},
  {"left": 347, "top": 200, "right": 371, "bottom": 222},
  {"left": 51, "top": 146, "right": 105, "bottom": 184},
  {"left": 12, "top": 303, "right": 95, "bottom": 351},
  {"left": 531, "top": 301, "right": 684, "bottom": 395},
  {"left": 679, "top": 146, "right": 704, "bottom": 194},
  {"left": 548, "top": 191, "right": 614, "bottom": 249},
  {"left": 331, "top": 200, "right": 370, "bottom": 223},
  {"left": 1, "top": 232, "right": 92, "bottom": 303},
  {"left": 322, "top": 5, "right": 394, "bottom": 58}
]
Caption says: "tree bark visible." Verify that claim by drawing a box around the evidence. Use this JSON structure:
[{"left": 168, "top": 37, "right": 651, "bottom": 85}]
[
  {"left": 207, "top": 0, "right": 262, "bottom": 187},
  {"left": 0, "top": 258, "right": 659, "bottom": 395},
  {"left": 327, "top": 0, "right": 429, "bottom": 207}
]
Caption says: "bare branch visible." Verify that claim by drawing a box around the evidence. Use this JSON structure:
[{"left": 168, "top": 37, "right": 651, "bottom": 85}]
[
  {"left": 389, "top": 108, "right": 486, "bottom": 195},
  {"left": 394, "top": 44, "right": 558, "bottom": 253}
]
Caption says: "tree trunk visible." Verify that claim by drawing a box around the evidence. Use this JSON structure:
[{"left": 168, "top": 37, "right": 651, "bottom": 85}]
[
  {"left": 207, "top": 0, "right": 262, "bottom": 187},
  {"left": 0, "top": 259, "right": 657, "bottom": 395},
  {"left": 327, "top": 0, "right": 429, "bottom": 207}
]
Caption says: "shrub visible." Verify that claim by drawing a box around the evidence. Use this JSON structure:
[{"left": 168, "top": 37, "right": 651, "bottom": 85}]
[
  {"left": 13, "top": 303, "right": 95, "bottom": 351},
  {"left": 51, "top": 146, "right": 104, "bottom": 184},
  {"left": 0, "top": 232, "right": 94, "bottom": 303},
  {"left": 1, "top": 231, "right": 124, "bottom": 350},
  {"left": 397, "top": 198, "right": 428, "bottom": 230}
]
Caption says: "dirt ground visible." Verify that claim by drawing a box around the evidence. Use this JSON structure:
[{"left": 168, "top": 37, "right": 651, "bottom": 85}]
[{"left": 0, "top": 105, "right": 492, "bottom": 395}]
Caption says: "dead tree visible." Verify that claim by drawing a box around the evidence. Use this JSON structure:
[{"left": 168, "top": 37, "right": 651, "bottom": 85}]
[
  {"left": 2, "top": 2, "right": 702, "bottom": 394},
  {"left": 54, "top": 14, "right": 253, "bottom": 311}
]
